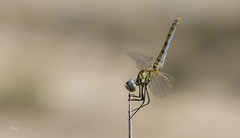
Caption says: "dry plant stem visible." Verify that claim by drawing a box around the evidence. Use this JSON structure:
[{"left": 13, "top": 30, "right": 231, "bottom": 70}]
[{"left": 128, "top": 93, "right": 132, "bottom": 138}]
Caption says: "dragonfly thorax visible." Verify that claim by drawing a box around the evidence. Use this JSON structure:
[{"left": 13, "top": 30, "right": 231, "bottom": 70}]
[{"left": 136, "top": 69, "right": 155, "bottom": 86}]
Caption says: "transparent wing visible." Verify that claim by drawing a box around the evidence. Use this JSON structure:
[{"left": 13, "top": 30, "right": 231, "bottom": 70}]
[
  {"left": 127, "top": 52, "right": 153, "bottom": 69},
  {"left": 149, "top": 72, "right": 175, "bottom": 97}
]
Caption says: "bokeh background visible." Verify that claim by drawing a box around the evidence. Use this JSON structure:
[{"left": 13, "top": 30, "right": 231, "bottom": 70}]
[{"left": 0, "top": 0, "right": 240, "bottom": 138}]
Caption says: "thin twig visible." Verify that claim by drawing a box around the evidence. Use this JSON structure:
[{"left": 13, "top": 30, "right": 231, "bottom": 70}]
[{"left": 128, "top": 93, "right": 132, "bottom": 138}]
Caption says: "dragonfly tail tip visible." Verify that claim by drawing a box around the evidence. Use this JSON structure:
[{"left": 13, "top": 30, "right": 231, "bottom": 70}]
[
  {"left": 176, "top": 16, "right": 181, "bottom": 24},
  {"left": 177, "top": 16, "right": 181, "bottom": 21}
]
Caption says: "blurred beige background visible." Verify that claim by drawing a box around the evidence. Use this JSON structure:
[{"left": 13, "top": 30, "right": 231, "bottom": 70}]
[{"left": 0, "top": 0, "right": 240, "bottom": 138}]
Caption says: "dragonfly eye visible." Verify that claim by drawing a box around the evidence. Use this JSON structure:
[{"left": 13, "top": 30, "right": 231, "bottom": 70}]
[{"left": 125, "top": 78, "right": 136, "bottom": 92}]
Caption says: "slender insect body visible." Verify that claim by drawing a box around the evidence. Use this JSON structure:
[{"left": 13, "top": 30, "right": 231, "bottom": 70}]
[
  {"left": 125, "top": 17, "right": 181, "bottom": 119},
  {"left": 153, "top": 17, "right": 180, "bottom": 71}
]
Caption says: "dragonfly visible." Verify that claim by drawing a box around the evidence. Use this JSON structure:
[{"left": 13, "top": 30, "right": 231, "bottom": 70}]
[{"left": 125, "top": 17, "right": 180, "bottom": 119}]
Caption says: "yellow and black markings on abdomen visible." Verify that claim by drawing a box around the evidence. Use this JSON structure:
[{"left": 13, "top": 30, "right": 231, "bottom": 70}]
[{"left": 153, "top": 17, "right": 180, "bottom": 71}]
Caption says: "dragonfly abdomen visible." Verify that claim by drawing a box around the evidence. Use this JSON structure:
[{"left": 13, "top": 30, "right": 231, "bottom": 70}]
[{"left": 153, "top": 17, "right": 180, "bottom": 71}]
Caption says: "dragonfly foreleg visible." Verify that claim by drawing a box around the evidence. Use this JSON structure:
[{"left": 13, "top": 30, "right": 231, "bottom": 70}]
[
  {"left": 130, "top": 86, "right": 146, "bottom": 119},
  {"left": 132, "top": 87, "right": 150, "bottom": 112},
  {"left": 128, "top": 86, "right": 143, "bottom": 101},
  {"left": 129, "top": 94, "right": 139, "bottom": 98}
]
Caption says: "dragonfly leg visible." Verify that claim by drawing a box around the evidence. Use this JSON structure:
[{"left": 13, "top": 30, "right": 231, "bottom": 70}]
[
  {"left": 131, "top": 86, "right": 150, "bottom": 112},
  {"left": 132, "top": 87, "right": 150, "bottom": 111},
  {"left": 129, "top": 94, "right": 138, "bottom": 98},
  {"left": 144, "top": 87, "right": 150, "bottom": 107},
  {"left": 129, "top": 98, "right": 143, "bottom": 101},
  {"left": 128, "top": 86, "right": 143, "bottom": 101},
  {"left": 130, "top": 86, "right": 146, "bottom": 119}
]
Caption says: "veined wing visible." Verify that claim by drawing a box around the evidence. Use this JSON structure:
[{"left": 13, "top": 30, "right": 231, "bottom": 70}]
[
  {"left": 149, "top": 72, "right": 175, "bottom": 97},
  {"left": 127, "top": 52, "right": 153, "bottom": 70}
]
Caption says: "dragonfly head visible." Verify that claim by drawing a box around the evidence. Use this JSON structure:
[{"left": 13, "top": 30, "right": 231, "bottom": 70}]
[{"left": 125, "top": 78, "right": 136, "bottom": 92}]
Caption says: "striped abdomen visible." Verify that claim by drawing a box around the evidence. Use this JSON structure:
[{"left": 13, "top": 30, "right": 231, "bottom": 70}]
[{"left": 153, "top": 17, "right": 180, "bottom": 71}]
